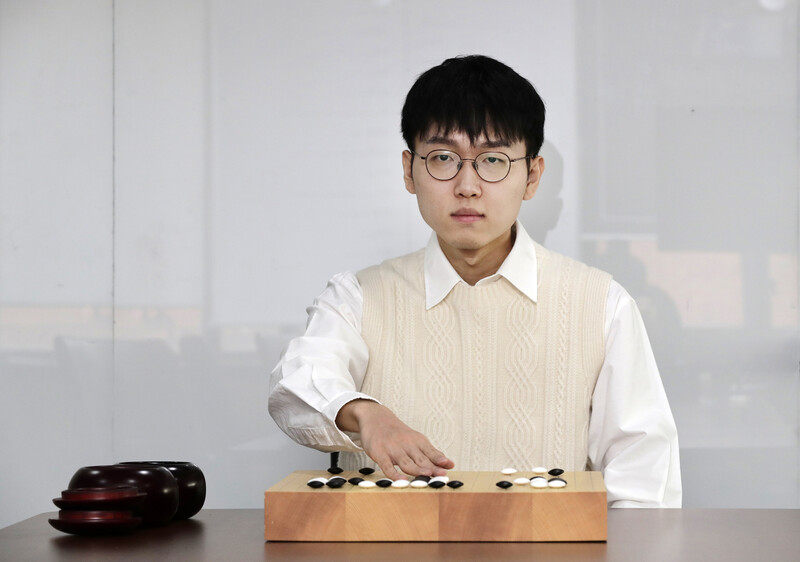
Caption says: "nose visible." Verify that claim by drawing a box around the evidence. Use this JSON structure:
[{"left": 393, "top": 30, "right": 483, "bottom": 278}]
[{"left": 453, "top": 160, "right": 482, "bottom": 198}]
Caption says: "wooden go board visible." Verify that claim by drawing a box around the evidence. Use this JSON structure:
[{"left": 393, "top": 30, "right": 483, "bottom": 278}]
[{"left": 264, "top": 470, "right": 607, "bottom": 542}]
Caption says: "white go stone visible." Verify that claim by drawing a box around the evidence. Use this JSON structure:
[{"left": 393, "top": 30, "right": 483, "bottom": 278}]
[
  {"left": 530, "top": 477, "right": 548, "bottom": 489},
  {"left": 410, "top": 480, "right": 429, "bottom": 488},
  {"left": 531, "top": 467, "right": 547, "bottom": 474},
  {"left": 358, "top": 480, "right": 377, "bottom": 488},
  {"left": 430, "top": 476, "right": 449, "bottom": 484},
  {"left": 513, "top": 477, "right": 530, "bottom": 485},
  {"left": 391, "top": 479, "right": 410, "bottom": 488},
  {"left": 500, "top": 468, "right": 517, "bottom": 475},
  {"left": 309, "top": 477, "right": 328, "bottom": 484},
  {"left": 548, "top": 478, "right": 567, "bottom": 489}
]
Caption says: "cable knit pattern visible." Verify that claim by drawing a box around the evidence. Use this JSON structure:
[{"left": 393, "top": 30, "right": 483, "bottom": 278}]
[
  {"left": 345, "top": 244, "right": 611, "bottom": 472},
  {"left": 551, "top": 253, "right": 574, "bottom": 466},
  {"left": 501, "top": 292, "right": 538, "bottom": 468},
  {"left": 421, "top": 297, "right": 457, "bottom": 451}
]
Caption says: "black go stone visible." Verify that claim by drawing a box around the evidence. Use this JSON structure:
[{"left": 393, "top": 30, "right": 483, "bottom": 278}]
[
  {"left": 548, "top": 468, "right": 564, "bottom": 476},
  {"left": 375, "top": 479, "right": 393, "bottom": 488},
  {"left": 348, "top": 477, "right": 364, "bottom": 485},
  {"left": 428, "top": 480, "right": 446, "bottom": 489},
  {"left": 358, "top": 467, "right": 376, "bottom": 475},
  {"left": 447, "top": 480, "right": 464, "bottom": 489},
  {"left": 496, "top": 480, "right": 513, "bottom": 489},
  {"left": 327, "top": 466, "right": 344, "bottom": 474},
  {"left": 326, "top": 477, "right": 347, "bottom": 488},
  {"left": 307, "top": 480, "right": 325, "bottom": 489},
  {"left": 413, "top": 475, "right": 431, "bottom": 482}
]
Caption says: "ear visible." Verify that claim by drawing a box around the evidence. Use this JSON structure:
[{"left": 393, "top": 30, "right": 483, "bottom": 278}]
[
  {"left": 523, "top": 156, "right": 545, "bottom": 200},
  {"left": 402, "top": 150, "right": 416, "bottom": 194}
]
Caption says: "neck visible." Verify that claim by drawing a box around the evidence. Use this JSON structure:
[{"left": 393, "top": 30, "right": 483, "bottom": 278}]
[{"left": 439, "top": 227, "right": 516, "bottom": 286}]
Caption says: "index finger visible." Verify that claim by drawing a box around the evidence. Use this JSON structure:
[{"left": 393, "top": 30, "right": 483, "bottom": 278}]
[
  {"left": 370, "top": 452, "right": 406, "bottom": 481},
  {"left": 418, "top": 442, "right": 455, "bottom": 472}
]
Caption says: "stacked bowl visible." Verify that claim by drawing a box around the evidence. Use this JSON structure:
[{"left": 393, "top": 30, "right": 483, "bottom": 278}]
[
  {"left": 49, "top": 461, "right": 205, "bottom": 536},
  {"left": 49, "top": 486, "right": 145, "bottom": 536}
]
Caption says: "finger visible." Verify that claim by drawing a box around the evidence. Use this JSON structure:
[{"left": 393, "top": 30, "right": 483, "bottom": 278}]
[
  {"left": 409, "top": 450, "right": 441, "bottom": 475},
  {"left": 394, "top": 452, "right": 433, "bottom": 477},
  {"left": 418, "top": 443, "right": 455, "bottom": 471},
  {"left": 434, "top": 457, "right": 455, "bottom": 470},
  {"left": 371, "top": 453, "right": 405, "bottom": 481}
]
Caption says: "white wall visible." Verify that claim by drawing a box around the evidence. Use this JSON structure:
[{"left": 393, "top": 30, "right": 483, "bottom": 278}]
[{"left": 1, "top": 0, "right": 797, "bottom": 527}]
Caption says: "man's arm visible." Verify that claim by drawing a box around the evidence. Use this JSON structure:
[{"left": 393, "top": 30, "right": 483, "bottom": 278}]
[
  {"left": 336, "top": 399, "right": 453, "bottom": 480},
  {"left": 268, "top": 271, "right": 373, "bottom": 451},
  {"left": 587, "top": 282, "right": 682, "bottom": 507},
  {"left": 268, "top": 271, "right": 453, "bottom": 477}
]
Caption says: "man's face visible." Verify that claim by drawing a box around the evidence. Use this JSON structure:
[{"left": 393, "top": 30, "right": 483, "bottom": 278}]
[{"left": 402, "top": 130, "right": 544, "bottom": 263}]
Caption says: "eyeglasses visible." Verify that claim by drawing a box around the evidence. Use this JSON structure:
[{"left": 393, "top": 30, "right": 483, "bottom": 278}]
[{"left": 411, "top": 149, "right": 530, "bottom": 182}]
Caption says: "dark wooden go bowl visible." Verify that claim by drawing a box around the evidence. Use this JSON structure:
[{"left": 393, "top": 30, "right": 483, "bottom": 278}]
[
  {"left": 120, "top": 461, "right": 206, "bottom": 519},
  {"left": 68, "top": 464, "right": 179, "bottom": 526}
]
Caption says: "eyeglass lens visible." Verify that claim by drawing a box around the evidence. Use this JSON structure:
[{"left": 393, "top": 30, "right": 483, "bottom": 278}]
[{"left": 425, "top": 150, "right": 512, "bottom": 182}]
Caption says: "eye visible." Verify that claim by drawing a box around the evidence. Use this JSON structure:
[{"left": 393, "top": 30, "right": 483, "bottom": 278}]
[
  {"left": 434, "top": 153, "right": 453, "bottom": 163},
  {"left": 480, "top": 153, "right": 509, "bottom": 166}
]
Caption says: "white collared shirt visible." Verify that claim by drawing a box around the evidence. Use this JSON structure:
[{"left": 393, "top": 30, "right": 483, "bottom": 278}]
[{"left": 269, "top": 223, "right": 682, "bottom": 507}]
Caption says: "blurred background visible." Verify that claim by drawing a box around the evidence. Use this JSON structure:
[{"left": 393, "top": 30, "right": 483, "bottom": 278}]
[{"left": 0, "top": 0, "right": 797, "bottom": 527}]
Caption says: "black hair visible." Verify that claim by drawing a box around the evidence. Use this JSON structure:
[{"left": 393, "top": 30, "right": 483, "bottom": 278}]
[{"left": 401, "top": 55, "right": 545, "bottom": 156}]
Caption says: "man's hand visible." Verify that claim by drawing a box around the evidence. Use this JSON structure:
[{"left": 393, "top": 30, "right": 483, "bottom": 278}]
[{"left": 335, "top": 399, "right": 454, "bottom": 481}]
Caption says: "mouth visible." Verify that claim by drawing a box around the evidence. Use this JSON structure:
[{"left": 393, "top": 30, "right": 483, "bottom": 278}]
[{"left": 451, "top": 209, "right": 484, "bottom": 223}]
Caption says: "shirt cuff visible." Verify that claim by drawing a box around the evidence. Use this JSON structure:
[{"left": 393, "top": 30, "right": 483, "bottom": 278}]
[{"left": 321, "top": 391, "right": 381, "bottom": 449}]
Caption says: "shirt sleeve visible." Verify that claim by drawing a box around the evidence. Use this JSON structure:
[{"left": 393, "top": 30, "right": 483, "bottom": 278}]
[
  {"left": 267, "top": 271, "right": 376, "bottom": 452},
  {"left": 588, "top": 281, "right": 682, "bottom": 507}
]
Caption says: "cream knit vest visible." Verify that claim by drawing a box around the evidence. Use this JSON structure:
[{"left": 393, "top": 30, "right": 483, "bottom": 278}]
[{"left": 343, "top": 243, "right": 611, "bottom": 472}]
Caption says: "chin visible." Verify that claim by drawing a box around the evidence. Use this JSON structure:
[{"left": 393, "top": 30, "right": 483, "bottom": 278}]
[{"left": 445, "top": 237, "right": 485, "bottom": 252}]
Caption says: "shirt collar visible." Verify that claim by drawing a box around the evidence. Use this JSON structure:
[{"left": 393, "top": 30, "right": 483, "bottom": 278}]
[{"left": 424, "top": 221, "right": 539, "bottom": 309}]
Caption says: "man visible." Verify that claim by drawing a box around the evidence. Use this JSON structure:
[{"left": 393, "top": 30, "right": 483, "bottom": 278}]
[{"left": 269, "top": 55, "right": 681, "bottom": 507}]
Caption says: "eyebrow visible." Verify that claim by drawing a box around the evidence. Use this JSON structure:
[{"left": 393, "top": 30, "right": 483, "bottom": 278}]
[{"left": 423, "top": 135, "right": 511, "bottom": 149}]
